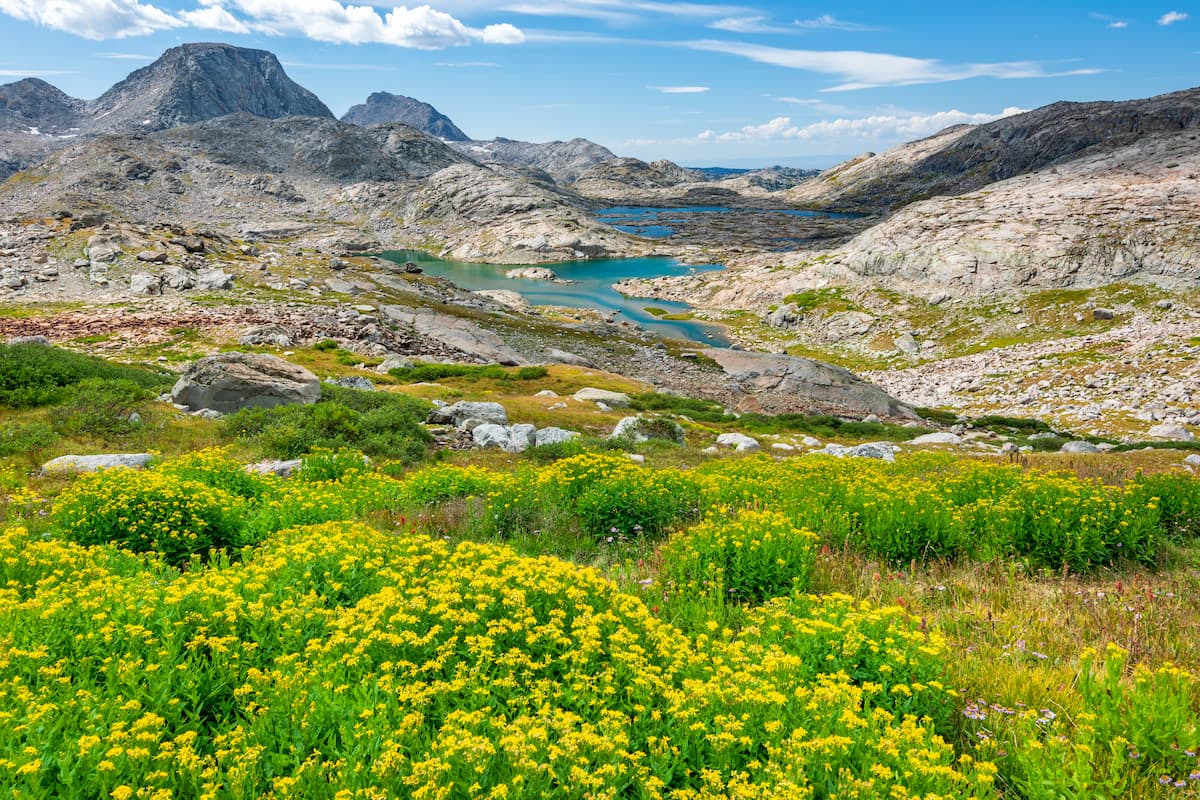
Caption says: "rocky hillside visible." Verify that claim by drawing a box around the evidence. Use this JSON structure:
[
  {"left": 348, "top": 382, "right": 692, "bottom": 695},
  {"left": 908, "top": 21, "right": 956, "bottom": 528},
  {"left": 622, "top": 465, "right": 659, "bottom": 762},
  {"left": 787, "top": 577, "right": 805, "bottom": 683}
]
[
  {"left": 0, "top": 78, "right": 86, "bottom": 133},
  {"left": 342, "top": 92, "right": 469, "bottom": 141},
  {"left": 449, "top": 137, "right": 616, "bottom": 183},
  {"left": 0, "top": 113, "right": 641, "bottom": 264},
  {"left": 789, "top": 86, "right": 1200, "bottom": 212}
]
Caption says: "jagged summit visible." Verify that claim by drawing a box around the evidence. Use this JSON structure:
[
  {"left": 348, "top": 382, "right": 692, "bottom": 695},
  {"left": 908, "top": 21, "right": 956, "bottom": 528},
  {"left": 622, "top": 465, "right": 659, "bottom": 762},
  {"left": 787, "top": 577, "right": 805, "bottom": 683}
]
[
  {"left": 87, "top": 42, "right": 333, "bottom": 134},
  {"left": 341, "top": 92, "right": 469, "bottom": 141}
]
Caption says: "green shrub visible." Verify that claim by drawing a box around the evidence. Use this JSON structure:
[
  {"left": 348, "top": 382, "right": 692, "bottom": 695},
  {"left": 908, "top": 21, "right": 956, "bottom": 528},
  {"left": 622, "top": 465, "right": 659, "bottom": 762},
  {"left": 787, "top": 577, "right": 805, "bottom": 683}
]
[
  {"left": 1127, "top": 472, "right": 1200, "bottom": 540},
  {"left": 0, "top": 343, "right": 170, "bottom": 409},
  {"left": 737, "top": 412, "right": 926, "bottom": 441},
  {"left": 49, "top": 378, "right": 155, "bottom": 438},
  {"left": 156, "top": 447, "right": 278, "bottom": 500},
  {"left": 313, "top": 339, "right": 339, "bottom": 351},
  {"left": 629, "top": 392, "right": 733, "bottom": 424},
  {"left": 53, "top": 468, "right": 246, "bottom": 566},
  {"left": 223, "top": 389, "right": 430, "bottom": 462},
  {"left": 0, "top": 421, "right": 58, "bottom": 458},
  {"left": 515, "top": 365, "right": 549, "bottom": 381}
]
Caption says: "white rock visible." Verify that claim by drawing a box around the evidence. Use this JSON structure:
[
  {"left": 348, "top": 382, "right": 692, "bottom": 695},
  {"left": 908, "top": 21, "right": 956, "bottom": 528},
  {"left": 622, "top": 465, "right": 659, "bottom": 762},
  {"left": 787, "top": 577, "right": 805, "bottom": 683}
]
[
  {"left": 573, "top": 387, "right": 630, "bottom": 406},
  {"left": 771, "top": 443, "right": 795, "bottom": 452},
  {"left": 1184, "top": 454, "right": 1200, "bottom": 467},
  {"left": 534, "top": 390, "right": 559, "bottom": 398},
  {"left": 471, "top": 423, "right": 512, "bottom": 451},
  {"left": 1060, "top": 441, "right": 1103, "bottom": 454},
  {"left": 42, "top": 454, "right": 154, "bottom": 474},
  {"left": 507, "top": 423, "right": 538, "bottom": 453},
  {"left": 716, "top": 432, "right": 760, "bottom": 452},
  {"left": 534, "top": 427, "right": 579, "bottom": 447},
  {"left": 626, "top": 453, "right": 646, "bottom": 464},
  {"left": 801, "top": 436, "right": 822, "bottom": 448},
  {"left": 1148, "top": 423, "right": 1194, "bottom": 441},
  {"left": 910, "top": 432, "right": 963, "bottom": 445}
]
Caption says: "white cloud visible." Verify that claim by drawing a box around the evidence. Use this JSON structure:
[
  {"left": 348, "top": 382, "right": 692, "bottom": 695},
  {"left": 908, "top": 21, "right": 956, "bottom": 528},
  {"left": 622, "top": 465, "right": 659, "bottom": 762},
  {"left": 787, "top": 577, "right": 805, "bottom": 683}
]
[
  {"left": 793, "top": 14, "right": 878, "bottom": 31},
  {"left": 1090, "top": 12, "right": 1129, "bottom": 27},
  {"left": 708, "top": 15, "right": 788, "bottom": 33},
  {"left": 689, "top": 40, "right": 1102, "bottom": 91},
  {"left": 1110, "top": 20, "right": 1129, "bottom": 28},
  {"left": 190, "top": 1, "right": 524, "bottom": 48},
  {"left": 0, "top": 0, "right": 181, "bottom": 39},
  {"left": 180, "top": 5, "right": 250, "bottom": 33},
  {"left": 0, "top": 69, "right": 78, "bottom": 76},
  {"left": 652, "top": 85, "right": 710, "bottom": 93},
  {"left": 698, "top": 107, "right": 1026, "bottom": 143},
  {"left": 1158, "top": 10, "right": 1189, "bottom": 25}
]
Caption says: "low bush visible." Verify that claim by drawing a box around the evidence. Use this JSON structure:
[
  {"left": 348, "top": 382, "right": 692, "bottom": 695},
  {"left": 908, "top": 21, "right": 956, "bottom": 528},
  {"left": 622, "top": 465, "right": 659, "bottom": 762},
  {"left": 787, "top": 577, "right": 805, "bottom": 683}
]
[
  {"left": 49, "top": 378, "right": 155, "bottom": 438},
  {"left": 0, "top": 343, "right": 170, "bottom": 409},
  {"left": 223, "top": 388, "right": 430, "bottom": 462},
  {"left": 0, "top": 421, "right": 58, "bottom": 458}
]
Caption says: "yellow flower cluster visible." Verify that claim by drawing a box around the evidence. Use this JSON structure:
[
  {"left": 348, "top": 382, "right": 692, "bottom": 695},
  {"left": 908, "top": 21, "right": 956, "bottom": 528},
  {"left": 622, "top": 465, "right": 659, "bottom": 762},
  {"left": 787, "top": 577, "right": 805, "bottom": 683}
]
[{"left": 0, "top": 521, "right": 995, "bottom": 798}]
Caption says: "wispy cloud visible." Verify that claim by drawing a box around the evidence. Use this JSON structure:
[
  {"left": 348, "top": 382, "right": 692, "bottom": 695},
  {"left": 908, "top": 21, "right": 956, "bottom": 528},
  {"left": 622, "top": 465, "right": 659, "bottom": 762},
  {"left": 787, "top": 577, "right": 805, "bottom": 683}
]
[
  {"left": 689, "top": 40, "right": 1102, "bottom": 91},
  {"left": 280, "top": 61, "right": 395, "bottom": 71},
  {"left": 0, "top": 68, "right": 77, "bottom": 76},
  {"left": 435, "top": 61, "right": 500, "bottom": 67},
  {"left": 793, "top": 14, "right": 880, "bottom": 32},
  {"left": 652, "top": 85, "right": 710, "bottom": 93},
  {"left": 708, "top": 15, "right": 789, "bottom": 33},
  {"left": 1158, "top": 10, "right": 1189, "bottom": 25},
  {"left": 96, "top": 51, "right": 155, "bottom": 60},
  {"left": 1090, "top": 12, "right": 1128, "bottom": 28},
  {"left": 697, "top": 107, "right": 1026, "bottom": 143},
  {"left": 770, "top": 95, "right": 853, "bottom": 114}
]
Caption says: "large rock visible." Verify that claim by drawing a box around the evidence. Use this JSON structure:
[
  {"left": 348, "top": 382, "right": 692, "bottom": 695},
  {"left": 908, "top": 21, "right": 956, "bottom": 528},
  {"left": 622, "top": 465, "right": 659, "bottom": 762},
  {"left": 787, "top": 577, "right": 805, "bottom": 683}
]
[
  {"left": 910, "top": 432, "right": 963, "bottom": 445},
  {"left": 574, "top": 387, "right": 630, "bottom": 407},
  {"left": 1148, "top": 423, "right": 1194, "bottom": 441},
  {"left": 705, "top": 348, "right": 916, "bottom": 419},
  {"left": 472, "top": 423, "right": 514, "bottom": 451},
  {"left": 547, "top": 348, "right": 595, "bottom": 368},
  {"left": 195, "top": 269, "right": 234, "bottom": 290},
  {"left": 172, "top": 352, "right": 321, "bottom": 413},
  {"left": 129, "top": 272, "right": 162, "bottom": 295},
  {"left": 716, "top": 432, "right": 761, "bottom": 452},
  {"left": 380, "top": 306, "right": 528, "bottom": 366},
  {"left": 818, "top": 442, "right": 897, "bottom": 461},
  {"left": 506, "top": 267, "right": 558, "bottom": 280},
  {"left": 42, "top": 453, "right": 154, "bottom": 473},
  {"left": 1060, "top": 440, "right": 1103, "bottom": 454},
  {"left": 426, "top": 401, "right": 508, "bottom": 428},
  {"left": 535, "top": 427, "right": 580, "bottom": 447}
]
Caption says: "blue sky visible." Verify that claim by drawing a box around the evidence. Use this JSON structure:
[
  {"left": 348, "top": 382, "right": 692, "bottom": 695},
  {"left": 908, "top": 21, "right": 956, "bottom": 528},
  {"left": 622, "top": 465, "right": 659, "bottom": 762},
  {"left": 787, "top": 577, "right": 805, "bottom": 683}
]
[{"left": 0, "top": 1, "right": 1195, "bottom": 167}]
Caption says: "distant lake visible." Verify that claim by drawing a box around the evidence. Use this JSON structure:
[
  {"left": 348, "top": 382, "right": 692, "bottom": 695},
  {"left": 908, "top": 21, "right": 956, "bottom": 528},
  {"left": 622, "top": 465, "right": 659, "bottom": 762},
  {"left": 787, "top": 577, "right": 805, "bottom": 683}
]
[
  {"left": 594, "top": 205, "right": 860, "bottom": 238},
  {"left": 379, "top": 250, "right": 730, "bottom": 346}
]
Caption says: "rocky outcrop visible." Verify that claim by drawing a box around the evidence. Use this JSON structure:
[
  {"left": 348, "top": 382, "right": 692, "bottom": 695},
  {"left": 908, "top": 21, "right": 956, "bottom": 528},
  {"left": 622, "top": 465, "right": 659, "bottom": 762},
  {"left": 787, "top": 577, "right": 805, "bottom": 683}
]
[
  {"left": 380, "top": 305, "right": 528, "bottom": 365},
  {"left": 572, "top": 157, "right": 703, "bottom": 197},
  {"left": 399, "top": 163, "right": 642, "bottom": 263},
  {"left": 172, "top": 352, "right": 321, "bottom": 413},
  {"left": 0, "top": 77, "right": 86, "bottom": 133},
  {"left": 88, "top": 43, "right": 333, "bottom": 134},
  {"left": 449, "top": 137, "right": 616, "bottom": 184},
  {"left": 705, "top": 348, "right": 915, "bottom": 419},
  {"left": 342, "top": 92, "right": 469, "bottom": 141},
  {"left": 42, "top": 453, "right": 154, "bottom": 473}
]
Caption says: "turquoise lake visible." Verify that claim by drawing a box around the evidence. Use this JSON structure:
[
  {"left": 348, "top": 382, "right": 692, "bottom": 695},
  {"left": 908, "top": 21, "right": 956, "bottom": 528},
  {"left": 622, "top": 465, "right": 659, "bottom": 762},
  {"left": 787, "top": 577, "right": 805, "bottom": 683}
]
[{"left": 380, "top": 250, "right": 730, "bottom": 346}]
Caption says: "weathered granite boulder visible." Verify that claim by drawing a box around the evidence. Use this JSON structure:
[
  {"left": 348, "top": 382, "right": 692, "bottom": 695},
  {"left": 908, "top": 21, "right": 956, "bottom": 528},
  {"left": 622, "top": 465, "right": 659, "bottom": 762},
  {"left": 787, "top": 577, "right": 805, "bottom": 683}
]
[
  {"left": 716, "top": 432, "right": 761, "bottom": 452},
  {"left": 574, "top": 387, "right": 630, "bottom": 407},
  {"left": 427, "top": 401, "right": 508, "bottom": 428},
  {"left": 609, "top": 416, "right": 685, "bottom": 444},
  {"left": 42, "top": 453, "right": 154, "bottom": 474},
  {"left": 172, "top": 352, "right": 321, "bottom": 413}
]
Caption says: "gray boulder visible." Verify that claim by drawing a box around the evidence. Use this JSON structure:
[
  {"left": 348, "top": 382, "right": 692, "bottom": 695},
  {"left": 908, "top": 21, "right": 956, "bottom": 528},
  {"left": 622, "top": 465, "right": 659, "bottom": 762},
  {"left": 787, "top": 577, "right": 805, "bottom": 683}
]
[
  {"left": 1060, "top": 441, "right": 1103, "bottom": 454},
  {"left": 535, "top": 427, "right": 580, "bottom": 447},
  {"left": 42, "top": 453, "right": 154, "bottom": 474},
  {"left": 172, "top": 352, "right": 321, "bottom": 413},
  {"left": 1148, "top": 423, "right": 1194, "bottom": 441},
  {"left": 574, "top": 387, "right": 630, "bottom": 407},
  {"left": 129, "top": 272, "right": 162, "bottom": 295},
  {"left": 376, "top": 354, "right": 414, "bottom": 373},
  {"left": 136, "top": 250, "right": 169, "bottom": 263},
  {"left": 239, "top": 324, "right": 292, "bottom": 348},
  {"left": 507, "top": 423, "right": 538, "bottom": 452},
  {"left": 8, "top": 335, "right": 50, "bottom": 345},
  {"left": 704, "top": 348, "right": 916, "bottom": 419},
  {"left": 895, "top": 332, "right": 920, "bottom": 356},
  {"left": 716, "top": 432, "right": 761, "bottom": 452},
  {"left": 427, "top": 401, "right": 508, "bottom": 428},
  {"left": 196, "top": 269, "right": 234, "bottom": 290},
  {"left": 471, "top": 423, "right": 513, "bottom": 451},
  {"left": 819, "top": 442, "right": 896, "bottom": 462},
  {"left": 165, "top": 266, "right": 196, "bottom": 290},
  {"left": 910, "top": 432, "right": 963, "bottom": 445},
  {"left": 245, "top": 459, "right": 303, "bottom": 478},
  {"left": 547, "top": 348, "right": 595, "bottom": 368},
  {"left": 380, "top": 306, "right": 528, "bottom": 366},
  {"left": 326, "top": 376, "right": 376, "bottom": 392}
]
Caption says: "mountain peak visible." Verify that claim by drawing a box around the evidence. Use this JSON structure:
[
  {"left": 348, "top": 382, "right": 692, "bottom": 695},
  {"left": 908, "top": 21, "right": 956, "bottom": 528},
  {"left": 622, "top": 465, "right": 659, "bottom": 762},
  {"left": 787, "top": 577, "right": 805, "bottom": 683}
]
[
  {"left": 87, "top": 41, "right": 333, "bottom": 133},
  {"left": 341, "top": 92, "right": 469, "bottom": 141}
]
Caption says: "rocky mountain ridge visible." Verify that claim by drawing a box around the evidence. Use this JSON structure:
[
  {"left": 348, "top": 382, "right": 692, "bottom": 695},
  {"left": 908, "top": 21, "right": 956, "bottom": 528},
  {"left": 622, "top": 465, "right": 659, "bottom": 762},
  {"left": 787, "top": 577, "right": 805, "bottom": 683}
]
[{"left": 341, "top": 92, "right": 469, "bottom": 141}]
